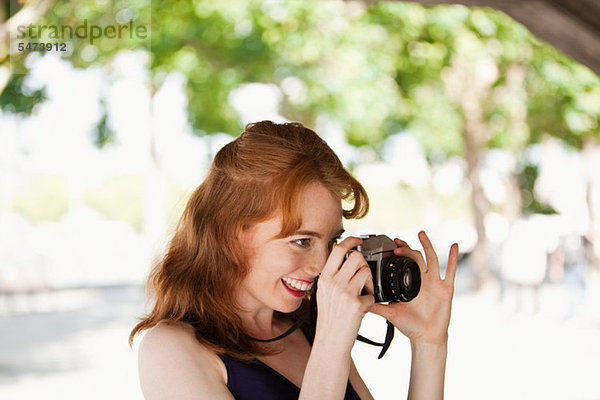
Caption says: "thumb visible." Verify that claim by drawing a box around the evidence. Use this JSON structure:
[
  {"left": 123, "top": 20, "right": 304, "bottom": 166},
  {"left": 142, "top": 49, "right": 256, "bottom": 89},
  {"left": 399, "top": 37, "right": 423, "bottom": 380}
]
[{"left": 368, "top": 303, "right": 394, "bottom": 320}]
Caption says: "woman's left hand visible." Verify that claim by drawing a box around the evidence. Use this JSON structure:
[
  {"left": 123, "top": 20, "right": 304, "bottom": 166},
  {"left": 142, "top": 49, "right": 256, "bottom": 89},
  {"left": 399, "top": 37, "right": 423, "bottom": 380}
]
[{"left": 368, "top": 231, "right": 459, "bottom": 345}]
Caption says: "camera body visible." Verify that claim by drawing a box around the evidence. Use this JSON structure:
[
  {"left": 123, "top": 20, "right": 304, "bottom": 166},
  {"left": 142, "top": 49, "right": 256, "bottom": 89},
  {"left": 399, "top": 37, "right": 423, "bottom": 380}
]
[{"left": 353, "top": 234, "right": 421, "bottom": 303}]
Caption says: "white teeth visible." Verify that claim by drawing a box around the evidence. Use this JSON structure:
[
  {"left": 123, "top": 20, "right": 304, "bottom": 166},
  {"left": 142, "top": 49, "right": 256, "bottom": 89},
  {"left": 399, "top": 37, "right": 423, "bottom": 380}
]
[{"left": 283, "top": 277, "right": 313, "bottom": 291}]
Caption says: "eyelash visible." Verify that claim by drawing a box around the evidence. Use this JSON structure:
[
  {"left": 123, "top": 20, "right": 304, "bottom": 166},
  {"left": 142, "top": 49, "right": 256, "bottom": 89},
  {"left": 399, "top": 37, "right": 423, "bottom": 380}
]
[
  {"left": 294, "top": 238, "right": 311, "bottom": 247},
  {"left": 293, "top": 236, "right": 341, "bottom": 248}
]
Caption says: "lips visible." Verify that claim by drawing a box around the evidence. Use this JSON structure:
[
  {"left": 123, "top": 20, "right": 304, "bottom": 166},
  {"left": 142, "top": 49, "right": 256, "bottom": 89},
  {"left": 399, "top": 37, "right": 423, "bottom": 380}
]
[
  {"left": 283, "top": 277, "right": 314, "bottom": 291},
  {"left": 281, "top": 277, "right": 314, "bottom": 298}
]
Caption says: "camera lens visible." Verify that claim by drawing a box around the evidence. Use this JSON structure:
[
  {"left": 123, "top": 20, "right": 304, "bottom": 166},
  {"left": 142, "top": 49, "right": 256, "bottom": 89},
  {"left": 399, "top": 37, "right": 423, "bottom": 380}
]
[
  {"left": 403, "top": 271, "right": 412, "bottom": 289},
  {"left": 380, "top": 256, "right": 421, "bottom": 302}
]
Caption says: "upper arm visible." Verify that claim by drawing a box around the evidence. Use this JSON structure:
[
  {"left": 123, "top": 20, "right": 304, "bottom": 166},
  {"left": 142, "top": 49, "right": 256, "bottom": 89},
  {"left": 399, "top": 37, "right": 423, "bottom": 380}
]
[
  {"left": 137, "top": 322, "right": 235, "bottom": 400},
  {"left": 349, "top": 357, "right": 374, "bottom": 400}
]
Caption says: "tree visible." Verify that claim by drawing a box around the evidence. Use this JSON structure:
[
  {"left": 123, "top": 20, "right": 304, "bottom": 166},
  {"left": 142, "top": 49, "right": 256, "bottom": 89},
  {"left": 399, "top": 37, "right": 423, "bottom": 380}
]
[{"left": 2, "top": 0, "right": 599, "bottom": 286}]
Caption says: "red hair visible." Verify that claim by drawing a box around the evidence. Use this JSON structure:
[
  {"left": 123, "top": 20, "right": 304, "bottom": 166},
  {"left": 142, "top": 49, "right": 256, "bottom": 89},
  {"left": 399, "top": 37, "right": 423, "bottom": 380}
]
[{"left": 129, "top": 121, "right": 369, "bottom": 360}]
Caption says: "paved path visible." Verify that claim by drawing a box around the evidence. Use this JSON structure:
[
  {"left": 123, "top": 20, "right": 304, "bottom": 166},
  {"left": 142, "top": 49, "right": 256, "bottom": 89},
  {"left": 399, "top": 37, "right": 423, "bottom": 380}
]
[
  {"left": 1, "top": 280, "right": 599, "bottom": 400},
  {"left": 0, "top": 286, "right": 146, "bottom": 400}
]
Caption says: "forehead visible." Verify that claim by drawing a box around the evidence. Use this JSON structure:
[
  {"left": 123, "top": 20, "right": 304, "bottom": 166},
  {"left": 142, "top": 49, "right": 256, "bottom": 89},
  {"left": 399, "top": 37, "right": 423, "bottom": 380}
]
[
  {"left": 245, "top": 182, "right": 343, "bottom": 242},
  {"left": 298, "top": 182, "right": 343, "bottom": 231}
]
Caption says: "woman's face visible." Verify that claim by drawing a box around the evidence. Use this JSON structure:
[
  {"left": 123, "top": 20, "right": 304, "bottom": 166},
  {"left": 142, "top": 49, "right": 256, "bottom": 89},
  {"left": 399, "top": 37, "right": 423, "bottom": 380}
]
[{"left": 238, "top": 182, "right": 345, "bottom": 314}]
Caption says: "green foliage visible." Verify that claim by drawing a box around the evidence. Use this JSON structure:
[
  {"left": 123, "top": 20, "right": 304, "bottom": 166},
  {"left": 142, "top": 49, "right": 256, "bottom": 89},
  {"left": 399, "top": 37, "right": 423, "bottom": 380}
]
[
  {"left": 0, "top": 74, "right": 46, "bottom": 114},
  {"left": 150, "top": 0, "right": 277, "bottom": 134},
  {"left": 4, "top": 0, "right": 599, "bottom": 149},
  {"left": 3, "top": 0, "right": 600, "bottom": 223},
  {"left": 84, "top": 175, "right": 144, "bottom": 232},
  {"left": 344, "top": 182, "right": 471, "bottom": 233},
  {"left": 12, "top": 175, "right": 70, "bottom": 223},
  {"left": 93, "top": 99, "right": 116, "bottom": 148},
  {"left": 344, "top": 184, "right": 429, "bottom": 233},
  {"left": 2, "top": 0, "right": 149, "bottom": 116},
  {"left": 164, "top": 175, "right": 193, "bottom": 233},
  {"left": 29, "top": 0, "right": 150, "bottom": 68},
  {"left": 526, "top": 43, "right": 600, "bottom": 148},
  {"left": 517, "top": 163, "right": 557, "bottom": 215}
]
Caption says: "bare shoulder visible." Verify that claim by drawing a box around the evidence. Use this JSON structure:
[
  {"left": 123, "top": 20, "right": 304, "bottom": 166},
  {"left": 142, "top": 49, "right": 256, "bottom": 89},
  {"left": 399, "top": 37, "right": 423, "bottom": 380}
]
[{"left": 138, "top": 321, "right": 233, "bottom": 399}]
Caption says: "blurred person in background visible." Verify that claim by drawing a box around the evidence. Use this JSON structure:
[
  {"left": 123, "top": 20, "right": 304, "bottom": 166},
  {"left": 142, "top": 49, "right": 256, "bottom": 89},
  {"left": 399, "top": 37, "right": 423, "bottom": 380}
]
[
  {"left": 555, "top": 234, "right": 590, "bottom": 319},
  {"left": 500, "top": 217, "right": 548, "bottom": 314},
  {"left": 129, "top": 121, "right": 458, "bottom": 399}
]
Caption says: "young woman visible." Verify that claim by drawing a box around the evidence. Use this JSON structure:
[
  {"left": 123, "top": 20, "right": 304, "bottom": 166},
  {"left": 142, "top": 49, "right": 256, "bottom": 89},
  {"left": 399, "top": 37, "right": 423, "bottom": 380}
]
[{"left": 129, "top": 121, "right": 458, "bottom": 399}]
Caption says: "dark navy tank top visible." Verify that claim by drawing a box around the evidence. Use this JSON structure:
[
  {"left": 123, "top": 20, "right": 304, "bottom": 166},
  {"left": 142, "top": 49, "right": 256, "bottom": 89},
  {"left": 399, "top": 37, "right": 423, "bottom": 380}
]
[{"left": 219, "top": 354, "right": 361, "bottom": 400}]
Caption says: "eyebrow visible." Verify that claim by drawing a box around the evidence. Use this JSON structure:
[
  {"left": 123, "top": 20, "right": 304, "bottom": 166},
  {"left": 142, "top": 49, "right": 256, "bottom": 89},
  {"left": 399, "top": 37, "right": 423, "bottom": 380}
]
[{"left": 294, "top": 228, "right": 345, "bottom": 239}]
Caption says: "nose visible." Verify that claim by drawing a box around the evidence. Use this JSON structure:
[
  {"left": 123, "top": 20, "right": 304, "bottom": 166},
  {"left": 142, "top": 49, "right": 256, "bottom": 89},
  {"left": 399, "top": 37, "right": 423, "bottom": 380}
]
[{"left": 304, "top": 245, "right": 330, "bottom": 277}]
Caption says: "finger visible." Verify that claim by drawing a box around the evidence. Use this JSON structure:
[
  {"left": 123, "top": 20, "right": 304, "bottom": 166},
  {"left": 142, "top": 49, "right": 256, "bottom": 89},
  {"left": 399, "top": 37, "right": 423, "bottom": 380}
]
[
  {"left": 393, "top": 238, "right": 421, "bottom": 261},
  {"left": 359, "top": 293, "right": 375, "bottom": 310},
  {"left": 394, "top": 238, "right": 409, "bottom": 248},
  {"left": 444, "top": 243, "right": 459, "bottom": 285},
  {"left": 393, "top": 245, "right": 426, "bottom": 273},
  {"left": 321, "top": 236, "right": 362, "bottom": 277},
  {"left": 362, "top": 266, "right": 375, "bottom": 296},
  {"left": 348, "top": 264, "right": 373, "bottom": 295},
  {"left": 336, "top": 250, "right": 367, "bottom": 282},
  {"left": 418, "top": 231, "right": 440, "bottom": 279},
  {"left": 368, "top": 302, "right": 399, "bottom": 321}
]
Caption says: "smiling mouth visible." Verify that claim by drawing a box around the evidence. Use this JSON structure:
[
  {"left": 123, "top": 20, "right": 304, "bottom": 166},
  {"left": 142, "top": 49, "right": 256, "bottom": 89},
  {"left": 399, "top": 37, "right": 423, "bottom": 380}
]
[
  {"left": 282, "top": 277, "right": 314, "bottom": 292},
  {"left": 281, "top": 280, "right": 308, "bottom": 298}
]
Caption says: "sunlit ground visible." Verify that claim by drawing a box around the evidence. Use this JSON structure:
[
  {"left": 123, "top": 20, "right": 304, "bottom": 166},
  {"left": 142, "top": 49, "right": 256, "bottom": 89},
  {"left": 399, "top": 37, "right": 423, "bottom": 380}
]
[
  {"left": 355, "top": 271, "right": 600, "bottom": 400},
  {"left": 0, "top": 271, "right": 598, "bottom": 400}
]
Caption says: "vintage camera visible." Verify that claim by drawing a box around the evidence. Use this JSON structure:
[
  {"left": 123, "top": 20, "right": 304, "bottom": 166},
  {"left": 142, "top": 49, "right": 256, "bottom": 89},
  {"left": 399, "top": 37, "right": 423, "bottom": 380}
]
[{"left": 352, "top": 234, "right": 421, "bottom": 303}]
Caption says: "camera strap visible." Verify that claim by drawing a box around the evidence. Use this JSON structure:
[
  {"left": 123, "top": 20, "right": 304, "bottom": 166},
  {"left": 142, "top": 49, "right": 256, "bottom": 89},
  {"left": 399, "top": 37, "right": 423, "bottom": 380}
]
[
  {"left": 245, "top": 276, "right": 395, "bottom": 358},
  {"left": 356, "top": 321, "right": 395, "bottom": 359},
  {"left": 242, "top": 304, "right": 312, "bottom": 343}
]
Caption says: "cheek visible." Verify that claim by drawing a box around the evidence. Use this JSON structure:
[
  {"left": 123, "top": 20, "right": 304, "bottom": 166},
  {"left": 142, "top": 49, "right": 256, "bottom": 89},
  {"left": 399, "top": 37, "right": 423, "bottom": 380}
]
[
  {"left": 244, "top": 242, "right": 309, "bottom": 280},
  {"left": 244, "top": 252, "right": 282, "bottom": 283},
  {"left": 261, "top": 251, "right": 304, "bottom": 281}
]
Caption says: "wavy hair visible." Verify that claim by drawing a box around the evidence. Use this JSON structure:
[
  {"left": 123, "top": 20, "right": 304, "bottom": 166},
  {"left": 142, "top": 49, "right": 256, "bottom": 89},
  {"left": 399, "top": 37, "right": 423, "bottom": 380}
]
[{"left": 129, "top": 121, "right": 369, "bottom": 360}]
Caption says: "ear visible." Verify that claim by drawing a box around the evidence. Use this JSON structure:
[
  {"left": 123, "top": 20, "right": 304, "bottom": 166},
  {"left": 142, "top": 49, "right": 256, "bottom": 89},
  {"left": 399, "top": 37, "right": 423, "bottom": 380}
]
[
  {"left": 236, "top": 224, "right": 249, "bottom": 244},
  {"left": 236, "top": 223, "right": 256, "bottom": 254}
]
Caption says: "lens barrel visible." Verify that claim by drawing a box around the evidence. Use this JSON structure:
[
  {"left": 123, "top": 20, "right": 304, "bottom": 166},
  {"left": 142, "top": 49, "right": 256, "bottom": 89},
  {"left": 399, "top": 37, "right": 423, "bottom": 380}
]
[{"left": 380, "top": 256, "right": 421, "bottom": 302}]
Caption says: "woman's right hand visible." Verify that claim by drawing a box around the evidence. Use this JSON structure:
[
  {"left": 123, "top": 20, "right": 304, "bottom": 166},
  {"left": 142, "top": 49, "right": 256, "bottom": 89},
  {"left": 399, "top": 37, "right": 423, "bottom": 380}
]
[
  {"left": 313, "top": 236, "right": 375, "bottom": 354},
  {"left": 300, "top": 236, "right": 375, "bottom": 400}
]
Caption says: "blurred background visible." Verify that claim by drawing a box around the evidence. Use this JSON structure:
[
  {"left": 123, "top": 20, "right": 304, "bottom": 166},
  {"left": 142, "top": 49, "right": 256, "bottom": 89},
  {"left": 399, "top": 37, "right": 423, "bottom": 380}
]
[{"left": 1, "top": 0, "right": 600, "bottom": 399}]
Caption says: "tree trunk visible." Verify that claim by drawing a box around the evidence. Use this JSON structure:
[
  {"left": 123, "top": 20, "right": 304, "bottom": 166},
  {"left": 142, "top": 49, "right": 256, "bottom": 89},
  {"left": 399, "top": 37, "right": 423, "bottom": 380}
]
[
  {"left": 442, "top": 53, "right": 498, "bottom": 289},
  {"left": 504, "top": 172, "right": 522, "bottom": 226},
  {"left": 502, "top": 64, "right": 527, "bottom": 227},
  {"left": 462, "top": 122, "right": 493, "bottom": 288}
]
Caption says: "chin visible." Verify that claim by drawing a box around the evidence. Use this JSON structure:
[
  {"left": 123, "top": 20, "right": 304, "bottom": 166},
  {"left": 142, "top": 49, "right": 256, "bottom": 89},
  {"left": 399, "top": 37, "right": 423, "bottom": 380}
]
[{"left": 275, "top": 298, "right": 305, "bottom": 314}]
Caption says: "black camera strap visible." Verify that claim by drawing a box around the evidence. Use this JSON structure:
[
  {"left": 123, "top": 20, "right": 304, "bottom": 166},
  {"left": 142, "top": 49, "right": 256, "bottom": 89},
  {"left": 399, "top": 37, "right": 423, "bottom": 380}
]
[
  {"left": 356, "top": 321, "right": 395, "bottom": 359},
  {"left": 242, "top": 304, "right": 312, "bottom": 343},
  {"left": 245, "top": 276, "right": 395, "bottom": 358}
]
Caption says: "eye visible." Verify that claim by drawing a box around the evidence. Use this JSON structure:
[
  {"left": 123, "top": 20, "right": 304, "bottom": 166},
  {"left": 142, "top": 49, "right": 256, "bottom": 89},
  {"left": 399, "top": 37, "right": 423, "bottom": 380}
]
[{"left": 293, "top": 238, "right": 311, "bottom": 247}]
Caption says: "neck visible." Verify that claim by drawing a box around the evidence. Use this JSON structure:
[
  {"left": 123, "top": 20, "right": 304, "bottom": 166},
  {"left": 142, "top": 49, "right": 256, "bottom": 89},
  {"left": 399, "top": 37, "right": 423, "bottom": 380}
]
[
  {"left": 241, "top": 310, "right": 277, "bottom": 336},
  {"left": 235, "top": 293, "right": 285, "bottom": 340}
]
